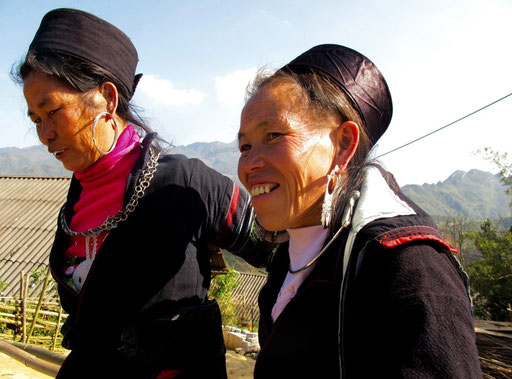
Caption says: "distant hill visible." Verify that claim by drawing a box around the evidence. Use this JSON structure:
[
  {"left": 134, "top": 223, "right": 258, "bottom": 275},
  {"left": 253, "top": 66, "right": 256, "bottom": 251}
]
[
  {"left": 1, "top": 143, "right": 510, "bottom": 222},
  {"left": 171, "top": 143, "right": 511, "bottom": 220},
  {"left": 222, "top": 249, "right": 265, "bottom": 274},
  {"left": 0, "top": 140, "right": 240, "bottom": 179},
  {"left": 0, "top": 145, "right": 70, "bottom": 176},
  {"left": 402, "top": 169, "right": 510, "bottom": 220}
]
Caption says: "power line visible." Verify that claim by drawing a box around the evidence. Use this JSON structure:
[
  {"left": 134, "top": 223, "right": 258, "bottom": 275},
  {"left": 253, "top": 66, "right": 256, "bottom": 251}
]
[{"left": 376, "top": 92, "right": 512, "bottom": 159}]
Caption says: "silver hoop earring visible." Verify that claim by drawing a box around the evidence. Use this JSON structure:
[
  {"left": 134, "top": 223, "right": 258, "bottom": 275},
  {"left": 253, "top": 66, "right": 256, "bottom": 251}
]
[
  {"left": 92, "top": 111, "right": 119, "bottom": 155},
  {"left": 321, "top": 165, "right": 341, "bottom": 228}
]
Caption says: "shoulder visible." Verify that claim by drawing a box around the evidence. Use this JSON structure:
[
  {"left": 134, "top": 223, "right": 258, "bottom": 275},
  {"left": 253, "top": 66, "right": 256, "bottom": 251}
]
[
  {"left": 157, "top": 153, "right": 203, "bottom": 171},
  {"left": 346, "top": 165, "right": 468, "bottom": 296},
  {"left": 154, "top": 153, "right": 214, "bottom": 185}
]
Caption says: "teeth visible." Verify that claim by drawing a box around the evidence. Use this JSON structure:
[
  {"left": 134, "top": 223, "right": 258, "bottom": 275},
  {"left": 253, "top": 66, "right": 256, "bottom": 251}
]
[
  {"left": 251, "top": 184, "right": 277, "bottom": 197},
  {"left": 53, "top": 150, "right": 64, "bottom": 157}
]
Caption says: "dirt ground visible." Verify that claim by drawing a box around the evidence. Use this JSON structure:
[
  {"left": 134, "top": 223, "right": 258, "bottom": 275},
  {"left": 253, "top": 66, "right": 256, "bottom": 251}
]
[
  {"left": 225, "top": 350, "right": 256, "bottom": 378},
  {"left": 0, "top": 352, "right": 52, "bottom": 378},
  {"left": 0, "top": 350, "right": 255, "bottom": 378}
]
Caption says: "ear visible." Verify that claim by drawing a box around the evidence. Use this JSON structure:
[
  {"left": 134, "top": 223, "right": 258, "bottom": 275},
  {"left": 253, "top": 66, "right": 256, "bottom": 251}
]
[
  {"left": 99, "top": 82, "right": 119, "bottom": 116},
  {"left": 331, "top": 121, "right": 359, "bottom": 171}
]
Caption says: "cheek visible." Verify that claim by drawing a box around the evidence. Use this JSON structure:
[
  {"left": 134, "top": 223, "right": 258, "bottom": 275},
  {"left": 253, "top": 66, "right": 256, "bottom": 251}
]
[
  {"left": 281, "top": 147, "right": 318, "bottom": 190},
  {"left": 68, "top": 113, "right": 95, "bottom": 146},
  {"left": 287, "top": 149, "right": 332, "bottom": 207}
]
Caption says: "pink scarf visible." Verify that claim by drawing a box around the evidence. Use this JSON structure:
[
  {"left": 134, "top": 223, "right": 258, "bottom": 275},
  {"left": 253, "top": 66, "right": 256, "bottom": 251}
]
[
  {"left": 65, "top": 125, "right": 141, "bottom": 258},
  {"left": 271, "top": 225, "right": 328, "bottom": 322}
]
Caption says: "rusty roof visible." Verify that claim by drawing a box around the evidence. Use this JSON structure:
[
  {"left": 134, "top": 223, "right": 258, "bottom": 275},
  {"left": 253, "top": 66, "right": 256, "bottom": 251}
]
[{"left": 0, "top": 176, "right": 70, "bottom": 299}]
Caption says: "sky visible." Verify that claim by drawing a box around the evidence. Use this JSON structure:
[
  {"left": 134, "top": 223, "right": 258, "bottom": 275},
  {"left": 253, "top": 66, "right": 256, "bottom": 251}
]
[{"left": 1, "top": 0, "right": 511, "bottom": 186}]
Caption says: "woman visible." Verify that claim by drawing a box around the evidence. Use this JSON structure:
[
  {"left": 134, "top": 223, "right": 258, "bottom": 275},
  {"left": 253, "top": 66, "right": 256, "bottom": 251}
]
[
  {"left": 15, "top": 8, "right": 261, "bottom": 379},
  {"left": 237, "top": 44, "right": 482, "bottom": 378}
]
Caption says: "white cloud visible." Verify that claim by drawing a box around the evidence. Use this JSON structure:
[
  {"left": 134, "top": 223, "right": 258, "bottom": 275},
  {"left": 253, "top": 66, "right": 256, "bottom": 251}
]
[
  {"left": 137, "top": 74, "right": 206, "bottom": 107},
  {"left": 215, "top": 68, "right": 257, "bottom": 107}
]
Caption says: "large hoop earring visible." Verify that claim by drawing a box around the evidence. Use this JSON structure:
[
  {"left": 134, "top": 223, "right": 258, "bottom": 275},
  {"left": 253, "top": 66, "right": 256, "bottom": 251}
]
[
  {"left": 92, "top": 111, "right": 119, "bottom": 155},
  {"left": 321, "top": 165, "right": 341, "bottom": 228}
]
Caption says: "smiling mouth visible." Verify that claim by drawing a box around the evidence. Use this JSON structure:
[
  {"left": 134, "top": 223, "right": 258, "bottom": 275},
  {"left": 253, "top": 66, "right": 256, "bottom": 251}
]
[
  {"left": 250, "top": 184, "right": 279, "bottom": 197},
  {"left": 52, "top": 149, "right": 65, "bottom": 158}
]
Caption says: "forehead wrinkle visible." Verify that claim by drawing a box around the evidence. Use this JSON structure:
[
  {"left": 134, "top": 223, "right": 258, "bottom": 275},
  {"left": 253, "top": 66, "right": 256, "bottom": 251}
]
[
  {"left": 26, "top": 95, "right": 51, "bottom": 117},
  {"left": 238, "top": 121, "right": 272, "bottom": 141}
]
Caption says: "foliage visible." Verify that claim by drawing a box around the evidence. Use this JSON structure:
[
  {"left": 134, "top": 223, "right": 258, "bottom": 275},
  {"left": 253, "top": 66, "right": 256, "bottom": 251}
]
[
  {"left": 29, "top": 266, "right": 57, "bottom": 296},
  {"left": 0, "top": 280, "right": 9, "bottom": 294},
  {"left": 478, "top": 147, "right": 512, "bottom": 208},
  {"left": 209, "top": 269, "right": 241, "bottom": 325},
  {"left": 438, "top": 214, "right": 473, "bottom": 267},
  {"left": 467, "top": 220, "right": 512, "bottom": 321}
]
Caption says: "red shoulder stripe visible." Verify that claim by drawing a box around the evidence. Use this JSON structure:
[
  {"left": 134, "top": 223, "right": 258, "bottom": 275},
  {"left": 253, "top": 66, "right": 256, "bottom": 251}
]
[
  {"left": 379, "top": 226, "right": 459, "bottom": 254},
  {"left": 215, "top": 184, "right": 240, "bottom": 246}
]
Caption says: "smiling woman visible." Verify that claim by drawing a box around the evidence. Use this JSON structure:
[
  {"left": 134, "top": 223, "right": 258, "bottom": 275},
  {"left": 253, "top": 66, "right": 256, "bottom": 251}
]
[
  {"left": 238, "top": 80, "right": 343, "bottom": 231},
  {"left": 11, "top": 8, "right": 262, "bottom": 379},
  {"left": 238, "top": 44, "right": 482, "bottom": 378}
]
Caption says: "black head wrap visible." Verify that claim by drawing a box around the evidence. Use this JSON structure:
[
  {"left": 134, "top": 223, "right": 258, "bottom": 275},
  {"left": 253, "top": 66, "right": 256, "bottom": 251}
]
[
  {"left": 29, "top": 8, "right": 141, "bottom": 97},
  {"left": 282, "top": 44, "right": 393, "bottom": 146}
]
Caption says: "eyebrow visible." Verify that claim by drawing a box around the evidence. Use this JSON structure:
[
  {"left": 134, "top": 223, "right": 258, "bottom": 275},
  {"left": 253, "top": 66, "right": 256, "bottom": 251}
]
[
  {"left": 237, "top": 121, "right": 271, "bottom": 141},
  {"left": 27, "top": 98, "right": 50, "bottom": 117}
]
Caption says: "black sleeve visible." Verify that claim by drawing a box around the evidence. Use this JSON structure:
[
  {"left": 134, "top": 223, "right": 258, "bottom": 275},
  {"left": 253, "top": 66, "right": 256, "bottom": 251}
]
[
  {"left": 183, "top": 157, "right": 273, "bottom": 268},
  {"left": 345, "top": 243, "right": 482, "bottom": 378},
  {"left": 184, "top": 157, "right": 252, "bottom": 252}
]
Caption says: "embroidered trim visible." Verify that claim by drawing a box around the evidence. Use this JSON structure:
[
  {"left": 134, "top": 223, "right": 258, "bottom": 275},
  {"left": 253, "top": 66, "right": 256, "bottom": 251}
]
[{"left": 378, "top": 226, "right": 459, "bottom": 254}]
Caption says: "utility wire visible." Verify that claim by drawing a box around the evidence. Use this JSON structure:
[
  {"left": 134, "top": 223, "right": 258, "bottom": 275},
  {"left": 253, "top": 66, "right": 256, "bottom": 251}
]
[{"left": 376, "top": 92, "right": 512, "bottom": 159}]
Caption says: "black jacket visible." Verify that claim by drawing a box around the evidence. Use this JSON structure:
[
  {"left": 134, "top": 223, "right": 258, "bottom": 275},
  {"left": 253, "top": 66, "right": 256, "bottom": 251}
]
[
  {"left": 50, "top": 135, "right": 254, "bottom": 378},
  {"left": 255, "top": 166, "right": 482, "bottom": 378}
]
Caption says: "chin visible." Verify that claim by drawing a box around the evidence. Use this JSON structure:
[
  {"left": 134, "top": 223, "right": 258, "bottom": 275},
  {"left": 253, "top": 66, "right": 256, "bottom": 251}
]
[
  {"left": 256, "top": 214, "right": 289, "bottom": 232},
  {"left": 62, "top": 162, "right": 78, "bottom": 172}
]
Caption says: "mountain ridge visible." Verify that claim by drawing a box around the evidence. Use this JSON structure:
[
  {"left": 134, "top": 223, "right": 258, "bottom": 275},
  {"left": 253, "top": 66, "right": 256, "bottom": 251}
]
[{"left": 1, "top": 142, "right": 509, "bottom": 220}]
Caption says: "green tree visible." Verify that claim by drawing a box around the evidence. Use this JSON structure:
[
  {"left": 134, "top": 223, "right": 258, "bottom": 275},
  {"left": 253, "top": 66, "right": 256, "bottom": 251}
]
[
  {"left": 467, "top": 149, "right": 512, "bottom": 321},
  {"left": 209, "top": 269, "right": 240, "bottom": 325},
  {"left": 467, "top": 220, "right": 512, "bottom": 321},
  {"left": 439, "top": 214, "right": 472, "bottom": 267},
  {"left": 479, "top": 147, "right": 512, "bottom": 209}
]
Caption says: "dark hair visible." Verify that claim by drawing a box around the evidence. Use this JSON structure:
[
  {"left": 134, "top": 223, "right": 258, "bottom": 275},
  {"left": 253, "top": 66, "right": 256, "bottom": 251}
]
[
  {"left": 12, "top": 50, "right": 163, "bottom": 149},
  {"left": 246, "top": 68, "right": 373, "bottom": 233}
]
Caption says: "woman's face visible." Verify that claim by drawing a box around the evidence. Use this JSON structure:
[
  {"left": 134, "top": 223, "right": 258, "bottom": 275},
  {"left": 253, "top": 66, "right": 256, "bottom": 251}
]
[
  {"left": 23, "top": 72, "right": 115, "bottom": 172},
  {"left": 238, "top": 81, "right": 338, "bottom": 231}
]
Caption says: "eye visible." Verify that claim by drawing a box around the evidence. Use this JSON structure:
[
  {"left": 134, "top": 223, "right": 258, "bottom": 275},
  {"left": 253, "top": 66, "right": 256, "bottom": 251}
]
[
  {"left": 48, "top": 108, "right": 59, "bottom": 116},
  {"left": 266, "top": 132, "right": 282, "bottom": 141},
  {"left": 239, "top": 143, "right": 251, "bottom": 153},
  {"left": 31, "top": 117, "right": 41, "bottom": 126}
]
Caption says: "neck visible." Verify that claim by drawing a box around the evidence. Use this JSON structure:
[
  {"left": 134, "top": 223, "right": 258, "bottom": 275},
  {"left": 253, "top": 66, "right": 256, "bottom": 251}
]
[{"left": 286, "top": 225, "right": 328, "bottom": 271}]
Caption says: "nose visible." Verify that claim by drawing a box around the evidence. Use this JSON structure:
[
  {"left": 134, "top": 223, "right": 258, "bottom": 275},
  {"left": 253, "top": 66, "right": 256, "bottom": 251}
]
[
  {"left": 238, "top": 146, "right": 266, "bottom": 175},
  {"left": 37, "top": 120, "right": 57, "bottom": 146}
]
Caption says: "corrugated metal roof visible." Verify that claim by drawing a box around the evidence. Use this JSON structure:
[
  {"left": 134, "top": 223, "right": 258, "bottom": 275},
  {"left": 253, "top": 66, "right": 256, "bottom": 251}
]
[
  {"left": 0, "top": 176, "right": 70, "bottom": 299},
  {"left": 0, "top": 175, "right": 233, "bottom": 300},
  {"left": 231, "top": 272, "right": 267, "bottom": 321}
]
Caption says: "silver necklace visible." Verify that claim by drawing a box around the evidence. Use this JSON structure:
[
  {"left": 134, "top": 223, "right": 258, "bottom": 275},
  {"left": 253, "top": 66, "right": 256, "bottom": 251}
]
[
  {"left": 60, "top": 148, "right": 160, "bottom": 237},
  {"left": 288, "top": 191, "right": 360, "bottom": 274}
]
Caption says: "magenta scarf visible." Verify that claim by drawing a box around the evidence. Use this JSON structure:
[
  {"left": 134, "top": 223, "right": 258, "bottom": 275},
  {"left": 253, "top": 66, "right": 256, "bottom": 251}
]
[{"left": 65, "top": 125, "right": 141, "bottom": 258}]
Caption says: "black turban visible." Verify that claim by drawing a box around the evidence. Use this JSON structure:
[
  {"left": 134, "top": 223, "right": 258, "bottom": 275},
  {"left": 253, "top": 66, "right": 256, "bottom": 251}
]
[
  {"left": 29, "top": 8, "right": 141, "bottom": 97},
  {"left": 282, "top": 44, "right": 393, "bottom": 146}
]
